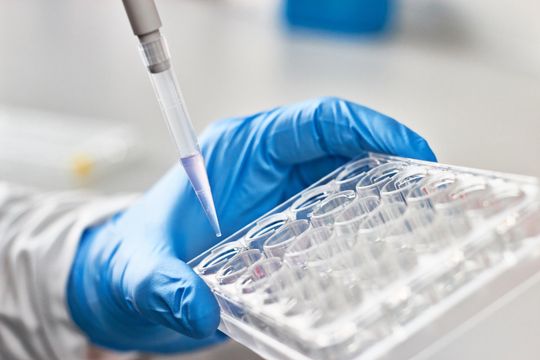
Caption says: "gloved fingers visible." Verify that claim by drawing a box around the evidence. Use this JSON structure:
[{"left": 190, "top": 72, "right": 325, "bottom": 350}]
[
  {"left": 129, "top": 256, "right": 221, "bottom": 339},
  {"left": 294, "top": 155, "right": 350, "bottom": 188},
  {"left": 104, "top": 324, "right": 227, "bottom": 353},
  {"left": 283, "top": 155, "right": 349, "bottom": 200},
  {"left": 151, "top": 331, "right": 228, "bottom": 353},
  {"left": 264, "top": 97, "right": 437, "bottom": 165},
  {"left": 125, "top": 328, "right": 227, "bottom": 353}
]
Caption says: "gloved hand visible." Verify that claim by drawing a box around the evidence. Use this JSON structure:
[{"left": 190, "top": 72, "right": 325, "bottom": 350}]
[{"left": 67, "top": 97, "right": 436, "bottom": 353}]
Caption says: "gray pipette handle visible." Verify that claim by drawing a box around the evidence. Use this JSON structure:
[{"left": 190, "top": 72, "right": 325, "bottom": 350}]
[
  {"left": 122, "top": 0, "right": 170, "bottom": 73},
  {"left": 122, "top": 0, "right": 161, "bottom": 37}
]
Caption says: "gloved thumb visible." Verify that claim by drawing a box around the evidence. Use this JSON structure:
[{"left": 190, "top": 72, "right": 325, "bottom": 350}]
[{"left": 127, "top": 254, "right": 221, "bottom": 338}]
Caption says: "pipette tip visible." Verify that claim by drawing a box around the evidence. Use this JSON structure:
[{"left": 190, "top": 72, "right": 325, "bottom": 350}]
[
  {"left": 205, "top": 196, "right": 222, "bottom": 237},
  {"left": 181, "top": 153, "right": 222, "bottom": 238},
  {"left": 212, "top": 221, "right": 222, "bottom": 238},
  {"left": 207, "top": 205, "right": 222, "bottom": 237},
  {"left": 203, "top": 197, "right": 222, "bottom": 237}
]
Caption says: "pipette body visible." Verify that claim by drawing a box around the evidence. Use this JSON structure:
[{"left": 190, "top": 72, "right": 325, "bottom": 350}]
[{"left": 122, "top": 0, "right": 221, "bottom": 236}]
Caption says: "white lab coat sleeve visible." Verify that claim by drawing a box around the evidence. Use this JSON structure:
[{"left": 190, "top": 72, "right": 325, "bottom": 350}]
[{"left": 0, "top": 182, "right": 137, "bottom": 360}]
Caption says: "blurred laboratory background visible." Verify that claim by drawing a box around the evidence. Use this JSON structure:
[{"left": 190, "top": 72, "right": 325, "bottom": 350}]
[{"left": 0, "top": 0, "right": 539, "bottom": 359}]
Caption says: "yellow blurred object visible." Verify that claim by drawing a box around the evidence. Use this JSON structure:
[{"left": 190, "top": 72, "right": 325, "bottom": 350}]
[
  {"left": 71, "top": 153, "right": 95, "bottom": 178},
  {"left": 0, "top": 105, "right": 139, "bottom": 189}
]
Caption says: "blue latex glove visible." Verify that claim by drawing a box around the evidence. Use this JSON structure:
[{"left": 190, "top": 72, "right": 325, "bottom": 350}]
[{"left": 67, "top": 97, "right": 436, "bottom": 353}]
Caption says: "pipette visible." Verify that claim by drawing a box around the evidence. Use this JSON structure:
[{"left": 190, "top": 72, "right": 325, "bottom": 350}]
[{"left": 122, "top": 0, "right": 221, "bottom": 236}]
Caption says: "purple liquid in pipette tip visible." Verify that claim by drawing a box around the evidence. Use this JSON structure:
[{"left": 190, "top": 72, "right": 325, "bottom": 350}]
[{"left": 181, "top": 153, "right": 222, "bottom": 237}]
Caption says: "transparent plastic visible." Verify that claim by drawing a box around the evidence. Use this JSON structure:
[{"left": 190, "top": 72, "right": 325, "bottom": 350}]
[
  {"left": 139, "top": 36, "right": 170, "bottom": 71},
  {"left": 139, "top": 34, "right": 220, "bottom": 236},
  {"left": 190, "top": 153, "right": 540, "bottom": 360},
  {"left": 149, "top": 67, "right": 199, "bottom": 157}
]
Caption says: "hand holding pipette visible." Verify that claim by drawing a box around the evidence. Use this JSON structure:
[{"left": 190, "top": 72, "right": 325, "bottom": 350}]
[{"left": 67, "top": 97, "right": 436, "bottom": 352}]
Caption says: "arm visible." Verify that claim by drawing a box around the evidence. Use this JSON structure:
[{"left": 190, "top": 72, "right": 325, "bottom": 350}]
[{"left": 0, "top": 182, "right": 135, "bottom": 359}]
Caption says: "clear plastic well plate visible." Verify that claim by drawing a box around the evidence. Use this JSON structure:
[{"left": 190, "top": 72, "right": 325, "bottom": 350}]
[{"left": 189, "top": 153, "right": 540, "bottom": 360}]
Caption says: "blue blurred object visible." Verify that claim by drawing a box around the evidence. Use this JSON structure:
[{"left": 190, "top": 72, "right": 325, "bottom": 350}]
[{"left": 285, "top": 0, "right": 393, "bottom": 34}]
